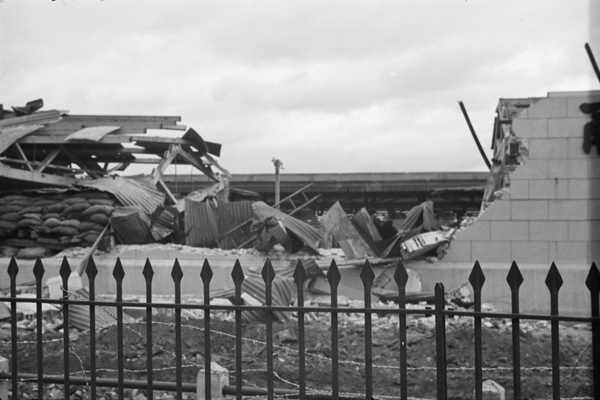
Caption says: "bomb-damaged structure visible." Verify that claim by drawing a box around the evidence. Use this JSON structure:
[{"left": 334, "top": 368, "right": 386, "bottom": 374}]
[{"left": 0, "top": 99, "right": 457, "bottom": 265}]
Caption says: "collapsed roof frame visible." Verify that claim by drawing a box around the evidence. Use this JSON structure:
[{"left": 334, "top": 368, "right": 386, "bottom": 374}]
[{"left": 0, "top": 103, "right": 229, "bottom": 207}]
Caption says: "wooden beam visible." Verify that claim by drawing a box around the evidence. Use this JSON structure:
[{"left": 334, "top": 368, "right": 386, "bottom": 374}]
[
  {"left": 151, "top": 145, "right": 179, "bottom": 184},
  {"left": 12, "top": 143, "right": 34, "bottom": 172},
  {"left": 18, "top": 134, "right": 134, "bottom": 144},
  {"left": 60, "top": 146, "right": 105, "bottom": 179},
  {"left": 172, "top": 148, "right": 219, "bottom": 181},
  {"left": 0, "top": 164, "right": 79, "bottom": 187},
  {"left": 156, "top": 177, "right": 178, "bottom": 206},
  {"left": 0, "top": 156, "right": 81, "bottom": 174},
  {"left": 36, "top": 148, "right": 62, "bottom": 173}
]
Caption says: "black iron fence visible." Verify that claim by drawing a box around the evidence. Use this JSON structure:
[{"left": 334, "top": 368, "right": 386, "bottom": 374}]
[{"left": 0, "top": 256, "right": 599, "bottom": 400}]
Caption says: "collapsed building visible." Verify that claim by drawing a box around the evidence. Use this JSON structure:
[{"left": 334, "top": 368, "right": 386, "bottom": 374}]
[{"left": 0, "top": 99, "right": 455, "bottom": 265}]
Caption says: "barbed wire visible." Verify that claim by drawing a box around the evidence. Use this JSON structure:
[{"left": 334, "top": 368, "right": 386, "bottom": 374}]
[{"left": 1, "top": 288, "right": 594, "bottom": 399}]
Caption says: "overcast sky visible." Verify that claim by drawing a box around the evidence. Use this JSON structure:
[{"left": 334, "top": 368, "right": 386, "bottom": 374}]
[{"left": 1, "top": 1, "right": 598, "bottom": 176}]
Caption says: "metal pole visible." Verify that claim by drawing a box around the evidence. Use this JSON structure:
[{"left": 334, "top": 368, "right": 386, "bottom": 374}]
[
  {"left": 585, "top": 43, "right": 600, "bottom": 84},
  {"left": 458, "top": 101, "right": 492, "bottom": 170},
  {"left": 272, "top": 158, "right": 283, "bottom": 208}
]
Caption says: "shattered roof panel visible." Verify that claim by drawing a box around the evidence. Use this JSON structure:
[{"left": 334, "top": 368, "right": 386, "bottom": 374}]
[
  {"left": 81, "top": 177, "right": 165, "bottom": 214},
  {"left": 252, "top": 201, "right": 322, "bottom": 252},
  {"left": 185, "top": 199, "right": 220, "bottom": 246},
  {"left": 320, "top": 201, "right": 375, "bottom": 259},
  {"left": 65, "top": 126, "right": 120, "bottom": 141},
  {"left": 0, "top": 110, "right": 62, "bottom": 128},
  {"left": 0, "top": 125, "right": 43, "bottom": 154},
  {"left": 185, "top": 199, "right": 254, "bottom": 249}
]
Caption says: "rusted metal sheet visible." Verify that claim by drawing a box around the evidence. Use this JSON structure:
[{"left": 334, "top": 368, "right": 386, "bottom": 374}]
[
  {"left": 252, "top": 201, "right": 322, "bottom": 253},
  {"left": 216, "top": 201, "right": 254, "bottom": 249},
  {"left": 185, "top": 199, "right": 254, "bottom": 248},
  {"left": 65, "top": 126, "right": 120, "bottom": 141},
  {"left": 0, "top": 125, "right": 43, "bottom": 154},
  {"left": 185, "top": 199, "right": 219, "bottom": 246},
  {"left": 82, "top": 177, "right": 165, "bottom": 214},
  {"left": 239, "top": 274, "right": 294, "bottom": 323},
  {"left": 320, "top": 202, "right": 375, "bottom": 259},
  {"left": 398, "top": 200, "right": 437, "bottom": 232},
  {"left": 111, "top": 211, "right": 152, "bottom": 244},
  {"left": 352, "top": 208, "right": 383, "bottom": 257}
]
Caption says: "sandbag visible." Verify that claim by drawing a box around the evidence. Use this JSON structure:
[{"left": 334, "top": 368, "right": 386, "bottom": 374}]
[
  {"left": 0, "top": 195, "right": 28, "bottom": 202},
  {"left": 42, "top": 213, "right": 61, "bottom": 220},
  {"left": 89, "top": 199, "right": 116, "bottom": 206},
  {"left": 61, "top": 197, "right": 87, "bottom": 205},
  {"left": 36, "top": 226, "right": 52, "bottom": 235},
  {"left": 81, "top": 205, "right": 115, "bottom": 218},
  {"left": 32, "top": 199, "right": 56, "bottom": 206},
  {"left": 17, "top": 218, "right": 41, "bottom": 228},
  {"left": 88, "top": 213, "right": 110, "bottom": 225},
  {"left": 18, "top": 206, "right": 43, "bottom": 214},
  {"left": 81, "top": 232, "right": 100, "bottom": 243},
  {"left": 61, "top": 219, "right": 81, "bottom": 229},
  {"left": 37, "top": 237, "right": 61, "bottom": 245},
  {"left": 0, "top": 220, "right": 17, "bottom": 230},
  {"left": 50, "top": 226, "right": 79, "bottom": 237},
  {"left": 0, "top": 246, "right": 19, "bottom": 257},
  {"left": 60, "top": 202, "right": 91, "bottom": 217},
  {"left": 0, "top": 204, "right": 23, "bottom": 213},
  {"left": 0, "top": 212, "right": 21, "bottom": 222},
  {"left": 22, "top": 213, "right": 43, "bottom": 223},
  {"left": 17, "top": 247, "right": 53, "bottom": 260},
  {"left": 42, "top": 203, "right": 68, "bottom": 214},
  {"left": 80, "top": 192, "right": 112, "bottom": 200},
  {"left": 43, "top": 217, "right": 62, "bottom": 228},
  {"left": 79, "top": 221, "right": 106, "bottom": 232}
]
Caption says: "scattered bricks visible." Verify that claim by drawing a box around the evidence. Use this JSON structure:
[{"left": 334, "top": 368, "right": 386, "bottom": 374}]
[
  {"left": 197, "top": 362, "right": 229, "bottom": 400},
  {"left": 0, "top": 355, "right": 7, "bottom": 400},
  {"left": 477, "top": 379, "right": 505, "bottom": 400}
]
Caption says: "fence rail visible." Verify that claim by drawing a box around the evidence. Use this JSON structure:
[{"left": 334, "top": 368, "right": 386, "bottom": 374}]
[{"left": 0, "top": 256, "right": 599, "bottom": 400}]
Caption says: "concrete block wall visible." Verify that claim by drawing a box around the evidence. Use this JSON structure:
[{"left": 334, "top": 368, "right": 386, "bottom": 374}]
[{"left": 445, "top": 91, "right": 600, "bottom": 265}]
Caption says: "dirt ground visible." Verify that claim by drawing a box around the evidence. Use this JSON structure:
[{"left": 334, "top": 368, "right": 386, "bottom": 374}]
[{"left": 2, "top": 309, "right": 595, "bottom": 400}]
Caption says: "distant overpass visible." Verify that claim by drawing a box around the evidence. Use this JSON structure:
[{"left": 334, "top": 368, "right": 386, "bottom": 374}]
[{"left": 162, "top": 172, "right": 488, "bottom": 219}]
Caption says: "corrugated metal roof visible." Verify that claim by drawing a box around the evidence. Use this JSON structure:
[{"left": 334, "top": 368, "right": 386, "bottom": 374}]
[
  {"left": 252, "top": 201, "right": 322, "bottom": 253},
  {"left": 185, "top": 199, "right": 219, "bottom": 246},
  {"left": 81, "top": 177, "right": 165, "bottom": 214},
  {"left": 111, "top": 211, "right": 152, "bottom": 244},
  {"left": 0, "top": 125, "right": 43, "bottom": 154},
  {"left": 320, "top": 201, "right": 375, "bottom": 259},
  {"left": 185, "top": 199, "right": 254, "bottom": 248},
  {"left": 65, "top": 126, "right": 120, "bottom": 141}
]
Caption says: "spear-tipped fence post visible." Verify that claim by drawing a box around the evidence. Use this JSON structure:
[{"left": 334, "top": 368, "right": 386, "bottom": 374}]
[
  {"left": 293, "top": 260, "right": 307, "bottom": 399},
  {"left": 172, "top": 259, "right": 184, "bottom": 400},
  {"left": 545, "top": 262, "right": 563, "bottom": 400},
  {"left": 434, "top": 282, "right": 447, "bottom": 398},
  {"left": 200, "top": 259, "right": 214, "bottom": 400},
  {"left": 585, "top": 262, "right": 600, "bottom": 399},
  {"left": 394, "top": 260, "right": 409, "bottom": 400},
  {"left": 327, "top": 260, "right": 341, "bottom": 400},
  {"left": 506, "top": 261, "right": 523, "bottom": 400},
  {"left": 143, "top": 259, "right": 154, "bottom": 400},
  {"left": 231, "top": 260, "right": 245, "bottom": 400},
  {"left": 469, "top": 261, "right": 486, "bottom": 400},
  {"left": 360, "top": 260, "right": 375, "bottom": 400}
]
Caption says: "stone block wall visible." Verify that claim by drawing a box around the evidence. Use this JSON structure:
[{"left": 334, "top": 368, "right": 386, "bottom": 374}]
[{"left": 445, "top": 91, "right": 600, "bottom": 265}]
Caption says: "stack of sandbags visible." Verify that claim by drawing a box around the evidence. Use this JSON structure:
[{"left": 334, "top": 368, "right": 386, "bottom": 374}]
[{"left": 0, "top": 192, "right": 116, "bottom": 248}]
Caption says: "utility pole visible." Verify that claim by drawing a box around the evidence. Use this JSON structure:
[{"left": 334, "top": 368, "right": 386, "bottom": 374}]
[{"left": 272, "top": 158, "right": 283, "bottom": 208}]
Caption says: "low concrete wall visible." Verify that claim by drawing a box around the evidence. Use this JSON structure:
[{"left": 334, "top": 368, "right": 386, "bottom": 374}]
[
  {"left": 1, "top": 253, "right": 593, "bottom": 317},
  {"left": 409, "top": 260, "right": 594, "bottom": 317}
]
